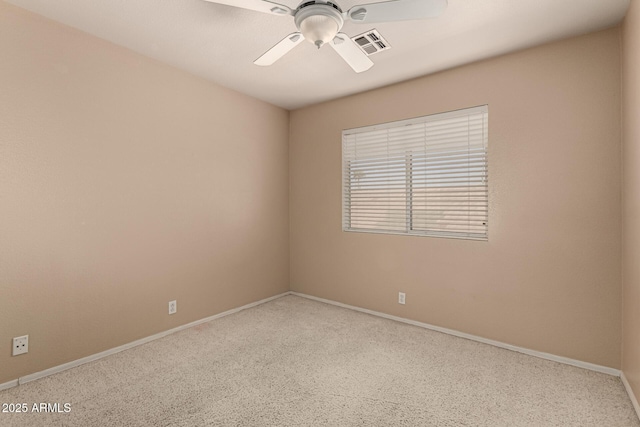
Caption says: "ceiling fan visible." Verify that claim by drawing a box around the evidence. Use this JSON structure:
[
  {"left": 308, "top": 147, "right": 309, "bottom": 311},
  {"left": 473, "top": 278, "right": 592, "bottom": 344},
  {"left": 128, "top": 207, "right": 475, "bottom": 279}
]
[{"left": 202, "top": 0, "right": 448, "bottom": 72}]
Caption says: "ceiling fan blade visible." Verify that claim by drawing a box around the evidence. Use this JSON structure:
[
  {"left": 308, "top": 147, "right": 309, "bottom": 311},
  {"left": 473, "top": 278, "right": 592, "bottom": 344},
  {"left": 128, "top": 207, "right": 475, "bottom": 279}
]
[
  {"left": 202, "top": 0, "right": 293, "bottom": 16},
  {"left": 346, "top": 0, "right": 447, "bottom": 23},
  {"left": 330, "top": 33, "right": 374, "bottom": 73},
  {"left": 254, "top": 33, "right": 304, "bottom": 66}
]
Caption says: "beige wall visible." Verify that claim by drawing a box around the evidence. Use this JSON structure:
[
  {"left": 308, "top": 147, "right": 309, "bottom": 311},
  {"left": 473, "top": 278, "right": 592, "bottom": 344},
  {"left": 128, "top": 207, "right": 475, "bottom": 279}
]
[
  {"left": 0, "top": 2, "right": 289, "bottom": 384},
  {"left": 623, "top": 0, "right": 640, "bottom": 402},
  {"left": 290, "top": 28, "right": 622, "bottom": 368}
]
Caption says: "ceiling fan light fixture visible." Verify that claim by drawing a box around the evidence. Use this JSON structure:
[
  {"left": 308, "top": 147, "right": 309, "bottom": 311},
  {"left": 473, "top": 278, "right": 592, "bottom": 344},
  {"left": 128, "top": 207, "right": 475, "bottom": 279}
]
[{"left": 294, "top": 4, "right": 344, "bottom": 48}]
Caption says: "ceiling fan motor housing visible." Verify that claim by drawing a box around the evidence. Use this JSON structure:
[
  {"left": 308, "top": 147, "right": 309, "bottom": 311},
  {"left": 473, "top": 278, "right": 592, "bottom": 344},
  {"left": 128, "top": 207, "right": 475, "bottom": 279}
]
[{"left": 294, "top": 2, "right": 344, "bottom": 48}]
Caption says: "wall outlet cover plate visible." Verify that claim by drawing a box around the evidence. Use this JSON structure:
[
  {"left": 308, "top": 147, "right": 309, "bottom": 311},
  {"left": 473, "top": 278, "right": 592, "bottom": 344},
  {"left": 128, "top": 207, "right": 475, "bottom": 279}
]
[{"left": 13, "top": 335, "right": 29, "bottom": 356}]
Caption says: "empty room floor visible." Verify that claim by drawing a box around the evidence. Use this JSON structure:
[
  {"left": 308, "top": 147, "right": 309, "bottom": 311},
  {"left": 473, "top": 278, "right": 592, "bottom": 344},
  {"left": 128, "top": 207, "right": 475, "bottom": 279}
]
[{"left": 1, "top": 295, "right": 638, "bottom": 426}]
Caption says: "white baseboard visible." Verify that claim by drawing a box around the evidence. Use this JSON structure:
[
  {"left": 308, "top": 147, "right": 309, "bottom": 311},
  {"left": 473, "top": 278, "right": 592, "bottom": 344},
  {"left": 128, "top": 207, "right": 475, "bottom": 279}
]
[
  {"left": 621, "top": 372, "right": 640, "bottom": 420},
  {"left": 0, "top": 379, "right": 19, "bottom": 391},
  {"left": 290, "top": 291, "right": 621, "bottom": 377},
  {"left": 4, "top": 290, "right": 624, "bottom": 393},
  {"left": 15, "top": 292, "right": 289, "bottom": 386}
]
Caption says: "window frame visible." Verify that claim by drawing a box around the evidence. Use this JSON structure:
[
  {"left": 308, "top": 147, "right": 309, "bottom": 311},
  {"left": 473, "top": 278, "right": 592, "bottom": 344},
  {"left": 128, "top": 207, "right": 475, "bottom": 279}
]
[{"left": 341, "top": 105, "right": 489, "bottom": 241}]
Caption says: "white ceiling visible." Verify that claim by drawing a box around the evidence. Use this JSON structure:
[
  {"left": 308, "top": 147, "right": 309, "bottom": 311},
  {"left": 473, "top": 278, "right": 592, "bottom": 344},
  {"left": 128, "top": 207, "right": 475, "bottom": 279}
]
[{"left": 7, "top": 0, "right": 630, "bottom": 109}]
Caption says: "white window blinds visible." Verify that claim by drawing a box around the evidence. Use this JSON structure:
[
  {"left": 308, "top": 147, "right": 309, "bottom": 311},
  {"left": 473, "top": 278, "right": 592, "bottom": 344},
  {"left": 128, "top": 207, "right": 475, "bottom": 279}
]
[{"left": 342, "top": 105, "right": 488, "bottom": 240}]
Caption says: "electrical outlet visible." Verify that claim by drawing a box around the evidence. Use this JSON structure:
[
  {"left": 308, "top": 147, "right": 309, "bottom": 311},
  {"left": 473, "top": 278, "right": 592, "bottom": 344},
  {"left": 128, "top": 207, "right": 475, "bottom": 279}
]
[
  {"left": 398, "top": 292, "right": 406, "bottom": 305},
  {"left": 12, "top": 335, "right": 28, "bottom": 356},
  {"left": 168, "top": 300, "right": 177, "bottom": 315}
]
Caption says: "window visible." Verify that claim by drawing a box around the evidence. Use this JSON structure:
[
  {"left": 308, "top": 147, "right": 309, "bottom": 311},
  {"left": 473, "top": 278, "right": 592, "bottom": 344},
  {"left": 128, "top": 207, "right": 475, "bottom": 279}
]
[{"left": 342, "top": 105, "right": 488, "bottom": 241}]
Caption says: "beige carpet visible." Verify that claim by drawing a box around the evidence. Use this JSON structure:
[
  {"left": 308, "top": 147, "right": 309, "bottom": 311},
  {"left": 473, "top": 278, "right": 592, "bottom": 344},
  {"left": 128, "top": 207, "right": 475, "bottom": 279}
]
[{"left": 1, "top": 295, "right": 638, "bottom": 426}]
